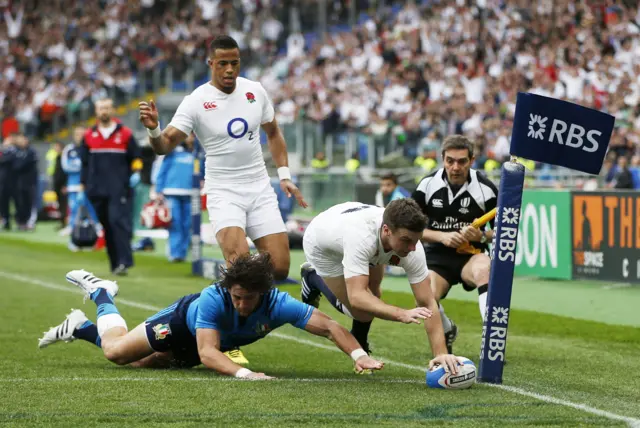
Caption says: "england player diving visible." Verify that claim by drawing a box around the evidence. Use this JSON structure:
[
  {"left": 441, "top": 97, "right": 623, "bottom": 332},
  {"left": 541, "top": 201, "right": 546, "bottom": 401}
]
[
  {"left": 300, "top": 198, "right": 459, "bottom": 374},
  {"left": 138, "top": 34, "right": 307, "bottom": 364},
  {"left": 38, "top": 253, "right": 384, "bottom": 379}
]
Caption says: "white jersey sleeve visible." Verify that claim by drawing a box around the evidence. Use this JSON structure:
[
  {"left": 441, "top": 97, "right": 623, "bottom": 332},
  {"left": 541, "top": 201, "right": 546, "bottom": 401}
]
[
  {"left": 342, "top": 231, "right": 376, "bottom": 279},
  {"left": 168, "top": 95, "right": 197, "bottom": 136},
  {"left": 258, "top": 83, "right": 275, "bottom": 124},
  {"left": 399, "top": 245, "right": 429, "bottom": 284}
]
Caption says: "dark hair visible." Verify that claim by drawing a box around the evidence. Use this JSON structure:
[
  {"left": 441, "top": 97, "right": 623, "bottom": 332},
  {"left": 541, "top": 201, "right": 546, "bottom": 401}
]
[
  {"left": 380, "top": 172, "right": 398, "bottom": 185},
  {"left": 382, "top": 199, "right": 427, "bottom": 233},
  {"left": 219, "top": 252, "right": 274, "bottom": 294},
  {"left": 208, "top": 35, "right": 239, "bottom": 57},
  {"left": 441, "top": 134, "right": 474, "bottom": 158}
]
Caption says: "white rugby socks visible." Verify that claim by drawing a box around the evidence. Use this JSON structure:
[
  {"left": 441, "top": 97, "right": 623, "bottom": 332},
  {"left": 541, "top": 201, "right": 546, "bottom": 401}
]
[
  {"left": 438, "top": 303, "right": 453, "bottom": 333},
  {"left": 478, "top": 284, "right": 489, "bottom": 321}
]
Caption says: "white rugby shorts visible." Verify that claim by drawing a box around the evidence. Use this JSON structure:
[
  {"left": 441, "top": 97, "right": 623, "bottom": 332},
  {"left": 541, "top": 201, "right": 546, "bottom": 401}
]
[
  {"left": 302, "top": 219, "right": 345, "bottom": 278},
  {"left": 206, "top": 177, "right": 286, "bottom": 241}
]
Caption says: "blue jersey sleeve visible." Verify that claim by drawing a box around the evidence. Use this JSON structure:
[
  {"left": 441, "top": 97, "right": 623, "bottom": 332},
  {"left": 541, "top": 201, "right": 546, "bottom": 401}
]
[
  {"left": 272, "top": 291, "right": 314, "bottom": 330},
  {"left": 195, "top": 287, "right": 224, "bottom": 331}
]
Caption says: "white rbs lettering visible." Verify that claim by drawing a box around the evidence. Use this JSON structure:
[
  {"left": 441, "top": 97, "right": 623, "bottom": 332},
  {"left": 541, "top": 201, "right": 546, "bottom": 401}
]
[
  {"left": 498, "top": 226, "right": 518, "bottom": 262},
  {"left": 488, "top": 326, "right": 507, "bottom": 361},
  {"left": 547, "top": 119, "right": 599, "bottom": 153}
]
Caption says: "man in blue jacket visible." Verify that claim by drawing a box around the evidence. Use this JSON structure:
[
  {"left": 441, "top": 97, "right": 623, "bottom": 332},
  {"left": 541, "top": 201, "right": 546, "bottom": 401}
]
[
  {"left": 154, "top": 134, "right": 196, "bottom": 262},
  {"left": 62, "top": 126, "right": 100, "bottom": 250}
]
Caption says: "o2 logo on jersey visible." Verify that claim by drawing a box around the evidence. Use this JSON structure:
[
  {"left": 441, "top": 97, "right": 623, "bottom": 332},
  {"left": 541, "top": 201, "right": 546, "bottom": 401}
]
[{"left": 227, "top": 118, "right": 255, "bottom": 141}]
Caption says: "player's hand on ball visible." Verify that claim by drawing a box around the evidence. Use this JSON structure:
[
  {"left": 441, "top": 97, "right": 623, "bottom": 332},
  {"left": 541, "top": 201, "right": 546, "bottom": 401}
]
[
  {"left": 245, "top": 372, "right": 276, "bottom": 380},
  {"left": 280, "top": 179, "right": 308, "bottom": 208},
  {"left": 354, "top": 355, "right": 384, "bottom": 373},
  {"left": 460, "top": 226, "right": 483, "bottom": 242},
  {"left": 429, "top": 354, "right": 459, "bottom": 375},
  {"left": 399, "top": 307, "right": 433, "bottom": 324},
  {"left": 442, "top": 232, "right": 468, "bottom": 248},
  {"left": 138, "top": 100, "right": 159, "bottom": 129}
]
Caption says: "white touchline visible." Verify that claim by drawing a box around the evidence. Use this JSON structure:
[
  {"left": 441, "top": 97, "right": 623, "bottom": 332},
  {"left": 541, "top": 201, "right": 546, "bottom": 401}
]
[
  {"left": 0, "top": 377, "right": 421, "bottom": 384},
  {"left": 2, "top": 270, "right": 639, "bottom": 427}
]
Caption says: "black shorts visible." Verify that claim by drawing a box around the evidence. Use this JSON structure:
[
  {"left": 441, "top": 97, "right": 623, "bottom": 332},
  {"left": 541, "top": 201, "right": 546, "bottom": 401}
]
[
  {"left": 425, "top": 250, "right": 476, "bottom": 298},
  {"left": 145, "top": 293, "right": 201, "bottom": 368}
]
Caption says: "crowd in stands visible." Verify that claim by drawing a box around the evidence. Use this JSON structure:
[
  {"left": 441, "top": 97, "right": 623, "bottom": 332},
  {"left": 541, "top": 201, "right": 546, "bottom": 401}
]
[
  {"left": 0, "top": 0, "right": 291, "bottom": 138},
  {"left": 262, "top": 0, "right": 640, "bottom": 181},
  {"left": 2, "top": 0, "right": 640, "bottom": 188}
]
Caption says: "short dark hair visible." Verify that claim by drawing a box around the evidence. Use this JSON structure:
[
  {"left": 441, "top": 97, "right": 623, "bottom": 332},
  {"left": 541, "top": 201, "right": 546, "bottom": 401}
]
[
  {"left": 382, "top": 199, "right": 427, "bottom": 233},
  {"left": 380, "top": 172, "right": 398, "bottom": 185},
  {"left": 219, "top": 252, "right": 274, "bottom": 294},
  {"left": 208, "top": 35, "right": 239, "bottom": 57},
  {"left": 441, "top": 135, "right": 474, "bottom": 158}
]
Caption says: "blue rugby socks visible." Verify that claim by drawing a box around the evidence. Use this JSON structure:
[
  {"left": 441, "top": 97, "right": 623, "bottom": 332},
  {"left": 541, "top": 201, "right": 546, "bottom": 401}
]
[{"left": 73, "top": 320, "right": 102, "bottom": 348}]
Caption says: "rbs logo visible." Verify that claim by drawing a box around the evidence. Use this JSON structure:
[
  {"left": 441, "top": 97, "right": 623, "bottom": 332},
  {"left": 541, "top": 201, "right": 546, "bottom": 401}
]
[{"left": 528, "top": 113, "right": 601, "bottom": 153}]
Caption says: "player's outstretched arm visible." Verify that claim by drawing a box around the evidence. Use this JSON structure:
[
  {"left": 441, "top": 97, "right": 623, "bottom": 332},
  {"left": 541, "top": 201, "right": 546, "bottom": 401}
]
[
  {"left": 346, "top": 275, "right": 432, "bottom": 323},
  {"left": 410, "top": 277, "right": 459, "bottom": 374},
  {"left": 138, "top": 100, "right": 188, "bottom": 155},
  {"left": 196, "top": 328, "right": 274, "bottom": 380},
  {"left": 303, "top": 309, "right": 384, "bottom": 373},
  {"left": 262, "top": 118, "right": 308, "bottom": 208}
]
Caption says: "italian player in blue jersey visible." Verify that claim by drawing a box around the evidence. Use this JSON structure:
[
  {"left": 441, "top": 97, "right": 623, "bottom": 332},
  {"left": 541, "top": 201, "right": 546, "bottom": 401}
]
[{"left": 38, "top": 253, "right": 385, "bottom": 379}]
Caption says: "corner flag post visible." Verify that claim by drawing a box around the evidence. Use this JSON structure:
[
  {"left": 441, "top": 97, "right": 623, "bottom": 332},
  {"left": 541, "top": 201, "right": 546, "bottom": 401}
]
[{"left": 478, "top": 93, "right": 615, "bottom": 384}]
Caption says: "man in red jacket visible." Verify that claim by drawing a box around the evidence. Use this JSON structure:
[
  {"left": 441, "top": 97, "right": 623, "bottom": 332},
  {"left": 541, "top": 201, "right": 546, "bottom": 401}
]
[{"left": 79, "top": 99, "right": 142, "bottom": 276}]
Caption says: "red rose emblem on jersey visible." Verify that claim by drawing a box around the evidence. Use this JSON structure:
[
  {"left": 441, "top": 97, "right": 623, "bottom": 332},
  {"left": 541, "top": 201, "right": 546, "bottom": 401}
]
[
  {"left": 246, "top": 92, "right": 256, "bottom": 103},
  {"left": 389, "top": 255, "right": 400, "bottom": 266}
]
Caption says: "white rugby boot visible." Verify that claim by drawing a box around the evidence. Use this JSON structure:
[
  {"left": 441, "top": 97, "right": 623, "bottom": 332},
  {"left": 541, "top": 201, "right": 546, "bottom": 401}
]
[
  {"left": 65, "top": 269, "right": 119, "bottom": 301},
  {"left": 38, "top": 309, "right": 89, "bottom": 349}
]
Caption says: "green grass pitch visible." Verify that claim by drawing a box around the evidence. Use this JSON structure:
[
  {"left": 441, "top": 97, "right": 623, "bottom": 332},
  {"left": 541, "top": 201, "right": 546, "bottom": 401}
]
[{"left": 0, "top": 232, "right": 639, "bottom": 427}]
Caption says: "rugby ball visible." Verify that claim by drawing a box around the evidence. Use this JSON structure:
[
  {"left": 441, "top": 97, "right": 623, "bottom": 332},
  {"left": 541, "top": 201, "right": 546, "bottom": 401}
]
[{"left": 426, "top": 356, "right": 476, "bottom": 389}]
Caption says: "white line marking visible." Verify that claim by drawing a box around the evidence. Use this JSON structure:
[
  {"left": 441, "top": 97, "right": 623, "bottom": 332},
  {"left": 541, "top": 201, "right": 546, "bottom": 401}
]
[
  {"left": 603, "top": 283, "right": 632, "bottom": 290},
  {"left": 0, "top": 377, "right": 420, "bottom": 384},
  {"left": 2, "top": 270, "right": 639, "bottom": 427}
]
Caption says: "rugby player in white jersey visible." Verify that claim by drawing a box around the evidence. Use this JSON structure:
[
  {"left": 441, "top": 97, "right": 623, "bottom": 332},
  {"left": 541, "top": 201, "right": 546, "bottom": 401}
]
[
  {"left": 138, "top": 35, "right": 307, "bottom": 364},
  {"left": 301, "top": 198, "right": 459, "bottom": 374}
]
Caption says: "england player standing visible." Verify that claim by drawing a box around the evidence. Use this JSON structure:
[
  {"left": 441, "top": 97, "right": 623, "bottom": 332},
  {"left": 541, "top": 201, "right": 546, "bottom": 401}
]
[
  {"left": 411, "top": 135, "right": 498, "bottom": 354},
  {"left": 300, "top": 199, "right": 459, "bottom": 374},
  {"left": 138, "top": 35, "right": 307, "bottom": 281},
  {"left": 38, "top": 253, "right": 384, "bottom": 378}
]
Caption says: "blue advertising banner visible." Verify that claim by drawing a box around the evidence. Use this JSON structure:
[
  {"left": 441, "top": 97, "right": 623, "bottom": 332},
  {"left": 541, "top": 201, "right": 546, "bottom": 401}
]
[{"left": 510, "top": 93, "right": 615, "bottom": 175}]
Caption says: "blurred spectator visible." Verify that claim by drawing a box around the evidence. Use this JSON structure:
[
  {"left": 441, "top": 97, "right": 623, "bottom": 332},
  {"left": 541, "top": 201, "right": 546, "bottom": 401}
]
[
  {"left": 345, "top": 152, "right": 360, "bottom": 174},
  {"left": 154, "top": 134, "right": 196, "bottom": 263},
  {"left": 310, "top": 151, "right": 329, "bottom": 209},
  {"left": 0, "top": 134, "right": 17, "bottom": 230},
  {"left": 311, "top": 151, "right": 329, "bottom": 170},
  {"left": 52, "top": 141, "right": 68, "bottom": 231},
  {"left": 375, "top": 172, "right": 409, "bottom": 208},
  {"left": 12, "top": 133, "right": 38, "bottom": 230},
  {"left": 45, "top": 142, "right": 62, "bottom": 180},
  {"left": 612, "top": 155, "right": 635, "bottom": 189},
  {"left": 62, "top": 126, "right": 101, "bottom": 251}
]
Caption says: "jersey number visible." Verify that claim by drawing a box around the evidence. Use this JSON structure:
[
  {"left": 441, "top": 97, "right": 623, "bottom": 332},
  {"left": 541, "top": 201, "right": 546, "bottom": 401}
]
[
  {"left": 227, "top": 118, "right": 249, "bottom": 139},
  {"left": 341, "top": 204, "right": 373, "bottom": 214}
]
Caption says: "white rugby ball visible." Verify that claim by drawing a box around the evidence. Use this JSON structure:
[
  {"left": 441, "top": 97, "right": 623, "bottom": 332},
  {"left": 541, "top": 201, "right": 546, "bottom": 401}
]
[{"left": 426, "top": 356, "right": 476, "bottom": 389}]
